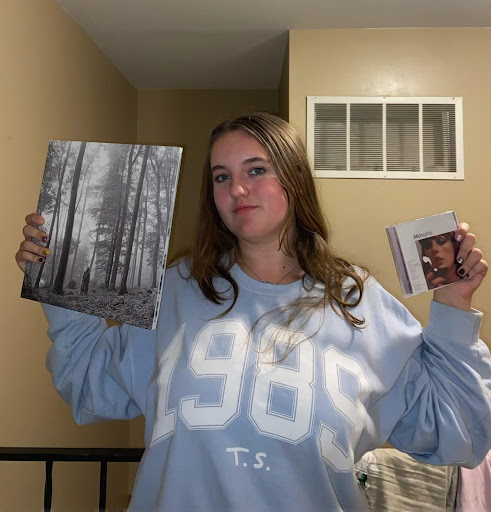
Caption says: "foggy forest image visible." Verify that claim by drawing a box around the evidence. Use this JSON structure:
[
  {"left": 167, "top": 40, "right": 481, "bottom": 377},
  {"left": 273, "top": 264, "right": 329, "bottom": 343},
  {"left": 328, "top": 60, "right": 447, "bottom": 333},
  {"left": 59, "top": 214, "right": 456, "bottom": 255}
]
[{"left": 22, "top": 140, "right": 182, "bottom": 329}]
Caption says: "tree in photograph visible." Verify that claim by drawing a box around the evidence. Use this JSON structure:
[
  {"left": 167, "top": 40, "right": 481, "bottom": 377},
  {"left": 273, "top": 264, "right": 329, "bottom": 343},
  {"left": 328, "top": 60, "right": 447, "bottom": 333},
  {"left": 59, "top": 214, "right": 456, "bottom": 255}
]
[
  {"left": 130, "top": 182, "right": 146, "bottom": 287},
  {"left": 52, "top": 142, "right": 87, "bottom": 295},
  {"left": 108, "top": 144, "right": 141, "bottom": 291},
  {"left": 105, "top": 154, "right": 126, "bottom": 287},
  {"left": 66, "top": 147, "right": 98, "bottom": 287},
  {"left": 137, "top": 179, "right": 149, "bottom": 287},
  {"left": 29, "top": 141, "right": 59, "bottom": 292},
  {"left": 149, "top": 148, "right": 165, "bottom": 288},
  {"left": 35, "top": 141, "right": 72, "bottom": 289},
  {"left": 162, "top": 147, "right": 181, "bottom": 224},
  {"left": 37, "top": 141, "right": 60, "bottom": 216},
  {"left": 146, "top": 146, "right": 180, "bottom": 288},
  {"left": 119, "top": 145, "right": 150, "bottom": 295},
  {"left": 88, "top": 223, "right": 101, "bottom": 273},
  {"left": 51, "top": 201, "right": 73, "bottom": 282},
  {"left": 49, "top": 146, "right": 76, "bottom": 287},
  {"left": 67, "top": 180, "right": 90, "bottom": 286}
]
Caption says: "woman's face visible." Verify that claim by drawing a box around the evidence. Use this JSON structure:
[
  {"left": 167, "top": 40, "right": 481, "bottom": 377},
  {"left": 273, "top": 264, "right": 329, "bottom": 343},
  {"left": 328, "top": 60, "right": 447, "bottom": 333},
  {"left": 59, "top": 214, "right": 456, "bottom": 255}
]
[
  {"left": 422, "top": 235, "right": 455, "bottom": 269},
  {"left": 210, "top": 130, "right": 290, "bottom": 246}
]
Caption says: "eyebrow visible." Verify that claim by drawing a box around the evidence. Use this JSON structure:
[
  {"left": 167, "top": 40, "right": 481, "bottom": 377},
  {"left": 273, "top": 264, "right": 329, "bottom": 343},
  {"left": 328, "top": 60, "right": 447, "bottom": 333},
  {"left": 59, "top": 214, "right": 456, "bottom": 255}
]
[{"left": 211, "top": 157, "right": 271, "bottom": 173}]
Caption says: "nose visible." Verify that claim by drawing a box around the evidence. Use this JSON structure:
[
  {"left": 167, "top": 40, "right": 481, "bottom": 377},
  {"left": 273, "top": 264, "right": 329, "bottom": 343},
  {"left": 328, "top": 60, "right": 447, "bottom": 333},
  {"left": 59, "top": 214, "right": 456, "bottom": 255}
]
[
  {"left": 428, "top": 240, "right": 440, "bottom": 255},
  {"left": 229, "top": 176, "right": 248, "bottom": 198}
]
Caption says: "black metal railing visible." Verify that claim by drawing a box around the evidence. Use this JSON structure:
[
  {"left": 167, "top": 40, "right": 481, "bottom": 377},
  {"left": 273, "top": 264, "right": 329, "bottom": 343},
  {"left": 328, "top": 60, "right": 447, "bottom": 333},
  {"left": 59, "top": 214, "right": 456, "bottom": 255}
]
[{"left": 0, "top": 447, "right": 144, "bottom": 511}]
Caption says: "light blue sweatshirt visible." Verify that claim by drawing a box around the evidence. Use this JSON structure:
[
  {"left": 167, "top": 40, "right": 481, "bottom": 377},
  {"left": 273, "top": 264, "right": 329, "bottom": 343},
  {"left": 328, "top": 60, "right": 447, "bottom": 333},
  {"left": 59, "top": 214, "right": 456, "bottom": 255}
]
[{"left": 43, "top": 264, "right": 491, "bottom": 511}]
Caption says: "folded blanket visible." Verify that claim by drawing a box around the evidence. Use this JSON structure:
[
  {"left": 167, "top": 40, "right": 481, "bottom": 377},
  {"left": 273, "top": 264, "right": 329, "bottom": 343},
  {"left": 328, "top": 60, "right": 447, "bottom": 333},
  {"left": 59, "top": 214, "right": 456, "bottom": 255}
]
[{"left": 355, "top": 449, "right": 458, "bottom": 511}]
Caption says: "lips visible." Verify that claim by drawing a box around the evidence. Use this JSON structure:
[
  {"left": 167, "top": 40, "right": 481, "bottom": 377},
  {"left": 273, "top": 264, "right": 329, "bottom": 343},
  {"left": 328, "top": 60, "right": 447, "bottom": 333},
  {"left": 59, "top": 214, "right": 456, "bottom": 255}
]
[
  {"left": 234, "top": 204, "right": 257, "bottom": 214},
  {"left": 433, "top": 257, "right": 444, "bottom": 266}
]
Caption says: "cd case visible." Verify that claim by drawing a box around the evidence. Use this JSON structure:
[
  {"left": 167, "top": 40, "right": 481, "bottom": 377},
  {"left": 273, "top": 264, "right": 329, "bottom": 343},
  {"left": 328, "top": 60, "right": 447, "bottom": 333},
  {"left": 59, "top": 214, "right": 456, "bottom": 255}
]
[{"left": 386, "top": 211, "right": 462, "bottom": 297}]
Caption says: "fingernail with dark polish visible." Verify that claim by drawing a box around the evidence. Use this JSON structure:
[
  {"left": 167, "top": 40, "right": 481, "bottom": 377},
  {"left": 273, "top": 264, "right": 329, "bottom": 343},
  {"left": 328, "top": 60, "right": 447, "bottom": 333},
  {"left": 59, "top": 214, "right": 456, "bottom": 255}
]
[
  {"left": 42, "top": 236, "right": 48, "bottom": 243},
  {"left": 456, "top": 257, "right": 464, "bottom": 264},
  {"left": 458, "top": 268, "right": 466, "bottom": 276},
  {"left": 464, "top": 273, "right": 470, "bottom": 279},
  {"left": 38, "top": 258, "right": 45, "bottom": 263},
  {"left": 455, "top": 234, "right": 463, "bottom": 242}
]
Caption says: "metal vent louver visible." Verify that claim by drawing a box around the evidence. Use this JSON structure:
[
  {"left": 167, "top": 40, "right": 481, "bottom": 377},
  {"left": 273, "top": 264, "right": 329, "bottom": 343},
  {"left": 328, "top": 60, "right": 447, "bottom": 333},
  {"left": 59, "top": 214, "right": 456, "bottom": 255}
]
[{"left": 307, "top": 97, "right": 463, "bottom": 180}]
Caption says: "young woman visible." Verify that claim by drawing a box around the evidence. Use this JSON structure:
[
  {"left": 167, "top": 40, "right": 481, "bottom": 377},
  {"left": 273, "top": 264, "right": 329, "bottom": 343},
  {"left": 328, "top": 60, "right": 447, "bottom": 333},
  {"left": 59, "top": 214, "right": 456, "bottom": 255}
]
[
  {"left": 419, "top": 232, "right": 461, "bottom": 289},
  {"left": 16, "top": 113, "right": 491, "bottom": 512}
]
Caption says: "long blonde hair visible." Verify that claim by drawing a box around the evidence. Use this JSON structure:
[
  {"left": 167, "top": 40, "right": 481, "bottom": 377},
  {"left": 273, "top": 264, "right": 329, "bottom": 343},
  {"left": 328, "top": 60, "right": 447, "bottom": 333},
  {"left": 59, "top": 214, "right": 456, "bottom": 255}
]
[{"left": 176, "top": 112, "right": 366, "bottom": 329}]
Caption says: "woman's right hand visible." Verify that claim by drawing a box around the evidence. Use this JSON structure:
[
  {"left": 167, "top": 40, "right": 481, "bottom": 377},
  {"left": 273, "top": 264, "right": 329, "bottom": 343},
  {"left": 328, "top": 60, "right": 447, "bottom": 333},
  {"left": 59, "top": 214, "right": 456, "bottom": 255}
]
[{"left": 15, "top": 213, "right": 50, "bottom": 273}]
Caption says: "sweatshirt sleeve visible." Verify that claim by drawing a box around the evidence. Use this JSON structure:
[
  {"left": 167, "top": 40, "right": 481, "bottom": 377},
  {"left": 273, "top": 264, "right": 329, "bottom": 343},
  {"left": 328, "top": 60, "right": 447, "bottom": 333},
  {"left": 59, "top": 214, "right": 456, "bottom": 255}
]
[
  {"left": 383, "top": 300, "right": 491, "bottom": 468},
  {"left": 43, "top": 303, "right": 157, "bottom": 425}
]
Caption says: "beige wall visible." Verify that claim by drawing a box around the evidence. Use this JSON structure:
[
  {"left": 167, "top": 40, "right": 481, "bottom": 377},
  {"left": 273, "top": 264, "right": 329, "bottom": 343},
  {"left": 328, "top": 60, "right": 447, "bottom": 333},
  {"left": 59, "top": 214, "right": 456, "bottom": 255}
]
[
  {"left": 278, "top": 36, "right": 290, "bottom": 121},
  {"left": 288, "top": 28, "right": 491, "bottom": 346},
  {"left": 1, "top": 1, "right": 137, "bottom": 510}
]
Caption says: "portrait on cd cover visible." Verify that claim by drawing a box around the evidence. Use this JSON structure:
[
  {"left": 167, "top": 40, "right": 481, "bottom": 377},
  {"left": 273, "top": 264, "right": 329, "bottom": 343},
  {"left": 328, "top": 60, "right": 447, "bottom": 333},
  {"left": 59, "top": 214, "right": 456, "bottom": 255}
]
[{"left": 416, "top": 231, "right": 461, "bottom": 291}]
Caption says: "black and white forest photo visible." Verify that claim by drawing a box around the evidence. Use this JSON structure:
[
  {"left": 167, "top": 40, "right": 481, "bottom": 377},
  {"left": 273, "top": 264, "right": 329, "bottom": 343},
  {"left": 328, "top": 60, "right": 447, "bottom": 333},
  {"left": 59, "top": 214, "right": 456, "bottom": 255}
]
[{"left": 21, "top": 140, "right": 182, "bottom": 329}]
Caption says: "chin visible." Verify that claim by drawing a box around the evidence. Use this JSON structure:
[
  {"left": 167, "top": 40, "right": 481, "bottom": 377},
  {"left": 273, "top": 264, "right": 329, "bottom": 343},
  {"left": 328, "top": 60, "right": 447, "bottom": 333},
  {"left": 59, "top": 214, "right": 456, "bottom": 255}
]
[{"left": 235, "top": 231, "right": 279, "bottom": 245}]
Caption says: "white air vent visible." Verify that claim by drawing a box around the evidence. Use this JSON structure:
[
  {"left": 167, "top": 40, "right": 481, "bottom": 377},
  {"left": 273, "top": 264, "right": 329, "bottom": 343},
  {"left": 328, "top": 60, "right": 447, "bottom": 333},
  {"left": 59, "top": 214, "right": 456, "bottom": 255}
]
[{"left": 307, "top": 97, "right": 464, "bottom": 180}]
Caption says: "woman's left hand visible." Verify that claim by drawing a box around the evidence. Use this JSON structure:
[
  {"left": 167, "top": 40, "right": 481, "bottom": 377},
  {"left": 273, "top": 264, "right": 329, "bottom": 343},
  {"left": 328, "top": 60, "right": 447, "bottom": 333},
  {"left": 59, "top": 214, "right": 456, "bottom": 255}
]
[{"left": 433, "top": 222, "right": 488, "bottom": 310}]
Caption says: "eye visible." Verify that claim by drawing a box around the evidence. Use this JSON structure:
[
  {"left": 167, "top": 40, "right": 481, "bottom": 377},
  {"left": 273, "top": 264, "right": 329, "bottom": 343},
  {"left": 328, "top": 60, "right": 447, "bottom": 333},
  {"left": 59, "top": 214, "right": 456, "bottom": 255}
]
[
  {"left": 249, "top": 167, "right": 266, "bottom": 176},
  {"left": 214, "top": 173, "right": 229, "bottom": 183},
  {"left": 421, "top": 239, "right": 432, "bottom": 251},
  {"left": 436, "top": 236, "right": 448, "bottom": 246}
]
